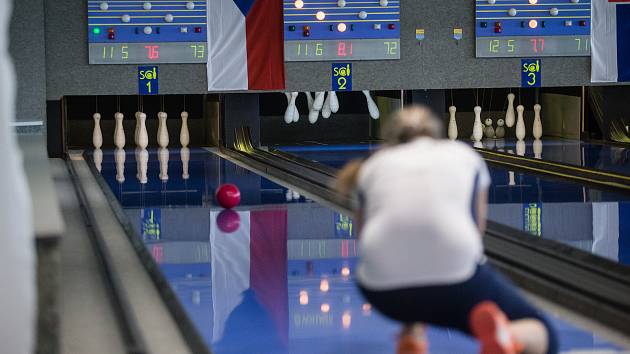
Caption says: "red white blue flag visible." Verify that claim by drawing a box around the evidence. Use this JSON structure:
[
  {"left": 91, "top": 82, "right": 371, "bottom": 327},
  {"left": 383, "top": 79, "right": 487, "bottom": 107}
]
[
  {"left": 592, "top": 0, "right": 630, "bottom": 82},
  {"left": 207, "top": 0, "right": 286, "bottom": 91}
]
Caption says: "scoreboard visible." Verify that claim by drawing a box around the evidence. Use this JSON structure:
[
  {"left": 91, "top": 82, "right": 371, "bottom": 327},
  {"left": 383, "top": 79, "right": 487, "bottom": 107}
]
[
  {"left": 475, "top": 0, "right": 591, "bottom": 58},
  {"left": 87, "top": 0, "right": 207, "bottom": 64},
  {"left": 283, "top": 0, "right": 401, "bottom": 61}
]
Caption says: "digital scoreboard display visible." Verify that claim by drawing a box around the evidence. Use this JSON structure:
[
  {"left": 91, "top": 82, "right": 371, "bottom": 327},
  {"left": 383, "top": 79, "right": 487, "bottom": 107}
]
[
  {"left": 89, "top": 42, "right": 206, "bottom": 64},
  {"left": 87, "top": 0, "right": 207, "bottom": 65},
  {"left": 475, "top": 0, "right": 591, "bottom": 58},
  {"left": 285, "top": 39, "right": 399, "bottom": 61},
  {"left": 283, "top": 0, "right": 401, "bottom": 62}
]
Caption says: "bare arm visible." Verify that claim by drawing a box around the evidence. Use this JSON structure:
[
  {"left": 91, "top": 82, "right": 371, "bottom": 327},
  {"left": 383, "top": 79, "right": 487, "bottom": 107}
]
[
  {"left": 335, "top": 159, "right": 363, "bottom": 197},
  {"left": 476, "top": 188, "right": 489, "bottom": 236}
]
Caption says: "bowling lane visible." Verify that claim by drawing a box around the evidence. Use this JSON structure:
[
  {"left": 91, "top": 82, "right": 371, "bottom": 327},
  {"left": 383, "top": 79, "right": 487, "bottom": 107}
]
[
  {"left": 275, "top": 143, "right": 630, "bottom": 266},
  {"left": 92, "top": 148, "right": 625, "bottom": 354},
  {"left": 472, "top": 138, "right": 630, "bottom": 176}
]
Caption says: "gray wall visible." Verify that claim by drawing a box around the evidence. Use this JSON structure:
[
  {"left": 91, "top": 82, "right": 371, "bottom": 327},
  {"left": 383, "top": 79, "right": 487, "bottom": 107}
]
[
  {"left": 40, "top": 0, "right": 601, "bottom": 100},
  {"left": 9, "top": 0, "right": 47, "bottom": 125}
]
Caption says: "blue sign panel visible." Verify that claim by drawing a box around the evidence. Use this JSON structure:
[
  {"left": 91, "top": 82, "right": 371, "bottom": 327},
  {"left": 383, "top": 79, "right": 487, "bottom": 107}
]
[
  {"left": 332, "top": 63, "right": 352, "bottom": 91},
  {"left": 138, "top": 66, "right": 159, "bottom": 95},
  {"left": 521, "top": 59, "right": 541, "bottom": 88}
]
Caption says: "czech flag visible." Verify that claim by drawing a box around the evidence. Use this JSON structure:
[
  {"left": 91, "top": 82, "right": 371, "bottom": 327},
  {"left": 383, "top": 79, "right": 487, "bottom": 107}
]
[
  {"left": 591, "top": 0, "right": 630, "bottom": 82},
  {"left": 207, "top": 0, "right": 286, "bottom": 91}
]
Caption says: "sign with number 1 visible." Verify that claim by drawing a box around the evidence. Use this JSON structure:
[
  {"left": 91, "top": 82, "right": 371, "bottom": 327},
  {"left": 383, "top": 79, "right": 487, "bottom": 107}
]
[
  {"left": 332, "top": 63, "right": 352, "bottom": 91},
  {"left": 138, "top": 66, "right": 159, "bottom": 95}
]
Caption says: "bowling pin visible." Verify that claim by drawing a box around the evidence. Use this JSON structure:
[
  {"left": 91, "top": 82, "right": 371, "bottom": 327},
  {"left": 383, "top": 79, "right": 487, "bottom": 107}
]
[
  {"left": 516, "top": 140, "right": 526, "bottom": 156},
  {"left": 115, "top": 148, "right": 126, "bottom": 183},
  {"left": 533, "top": 104, "right": 543, "bottom": 139},
  {"left": 138, "top": 112, "right": 149, "bottom": 149},
  {"left": 138, "top": 148, "right": 149, "bottom": 184},
  {"left": 305, "top": 92, "right": 314, "bottom": 111},
  {"left": 484, "top": 118, "right": 495, "bottom": 139},
  {"left": 158, "top": 147, "right": 169, "bottom": 181},
  {"left": 508, "top": 171, "right": 516, "bottom": 186},
  {"left": 114, "top": 112, "right": 125, "bottom": 149},
  {"left": 135, "top": 147, "right": 141, "bottom": 181},
  {"left": 505, "top": 93, "right": 516, "bottom": 128},
  {"left": 496, "top": 138, "right": 505, "bottom": 151},
  {"left": 448, "top": 106, "right": 458, "bottom": 140},
  {"left": 180, "top": 111, "right": 190, "bottom": 148},
  {"left": 94, "top": 148, "right": 103, "bottom": 172},
  {"left": 157, "top": 112, "right": 169, "bottom": 148},
  {"left": 313, "top": 91, "right": 325, "bottom": 110},
  {"left": 533, "top": 139, "right": 543, "bottom": 159},
  {"left": 93, "top": 113, "right": 103, "bottom": 149},
  {"left": 322, "top": 92, "right": 332, "bottom": 119},
  {"left": 472, "top": 106, "right": 483, "bottom": 142},
  {"left": 515, "top": 105, "right": 526, "bottom": 140},
  {"left": 284, "top": 92, "right": 299, "bottom": 122},
  {"left": 329, "top": 91, "right": 339, "bottom": 113},
  {"left": 363, "top": 90, "right": 380, "bottom": 119},
  {"left": 284, "top": 92, "right": 298, "bottom": 124},
  {"left": 134, "top": 111, "right": 140, "bottom": 145},
  {"left": 181, "top": 147, "right": 190, "bottom": 180},
  {"left": 495, "top": 119, "right": 506, "bottom": 139},
  {"left": 473, "top": 141, "right": 484, "bottom": 149}
]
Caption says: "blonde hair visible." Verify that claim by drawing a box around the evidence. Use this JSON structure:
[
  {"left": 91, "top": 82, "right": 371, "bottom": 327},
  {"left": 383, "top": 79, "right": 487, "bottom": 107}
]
[{"left": 383, "top": 105, "right": 443, "bottom": 145}]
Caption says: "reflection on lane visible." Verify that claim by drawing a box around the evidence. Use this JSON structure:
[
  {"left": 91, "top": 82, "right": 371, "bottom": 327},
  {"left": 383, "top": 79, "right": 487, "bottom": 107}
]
[
  {"left": 94, "top": 148, "right": 623, "bottom": 354},
  {"left": 471, "top": 138, "right": 630, "bottom": 176},
  {"left": 277, "top": 144, "right": 630, "bottom": 266}
]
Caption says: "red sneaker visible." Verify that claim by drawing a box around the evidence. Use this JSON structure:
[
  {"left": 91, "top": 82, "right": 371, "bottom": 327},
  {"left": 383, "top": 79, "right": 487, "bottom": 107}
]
[
  {"left": 396, "top": 332, "right": 428, "bottom": 354},
  {"left": 470, "top": 301, "right": 523, "bottom": 354}
]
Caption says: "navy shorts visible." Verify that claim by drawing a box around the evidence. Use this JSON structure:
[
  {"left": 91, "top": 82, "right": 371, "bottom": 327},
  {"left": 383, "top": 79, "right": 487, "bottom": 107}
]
[{"left": 359, "top": 262, "right": 558, "bottom": 354}]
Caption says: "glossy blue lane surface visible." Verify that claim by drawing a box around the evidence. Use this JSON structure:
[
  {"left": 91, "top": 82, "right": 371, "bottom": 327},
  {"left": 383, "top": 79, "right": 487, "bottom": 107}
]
[
  {"left": 276, "top": 144, "right": 630, "bottom": 265},
  {"left": 94, "top": 148, "right": 624, "bottom": 353},
  {"left": 472, "top": 138, "right": 630, "bottom": 176}
]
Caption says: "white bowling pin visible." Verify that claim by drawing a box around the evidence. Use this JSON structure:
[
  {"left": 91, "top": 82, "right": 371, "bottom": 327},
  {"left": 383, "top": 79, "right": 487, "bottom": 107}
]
[
  {"left": 508, "top": 171, "right": 516, "bottom": 186},
  {"left": 134, "top": 111, "right": 140, "bottom": 145},
  {"left": 181, "top": 147, "right": 190, "bottom": 180},
  {"left": 533, "top": 104, "right": 543, "bottom": 139},
  {"left": 473, "top": 141, "right": 484, "bottom": 149},
  {"left": 139, "top": 148, "right": 149, "bottom": 184},
  {"left": 115, "top": 148, "right": 126, "bottom": 183},
  {"left": 114, "top": 112, "right": 125, "bottom": 149},
  {"left": 496, "top": 138, "right": 505, "bottom": 150},
  {"left": 157, "top": 112, "right": 169, "bottom": 148},
  {"left": 329, "top": 91, "right": 339, "bottom": 113},
  {"left": 448, "top": 106, "right": 458, "bottom": 140},
  {"left": 305, "top": 92, "right": 314, "bottom": 111},
  {"left": 484, "top": 118, "right": 495, "bottom": 139},
  {"left": 180, "top": 111, "right": 190, "bottom": 148},
  {"left": 495, "top": 119, "right": 506, "bottom": 139},
  {"left": 93, "top": 113, "right": 103, "bottom": 149},
  {"left": 138, "top": 112, "right": 149, "bottom": 149},
  {"left": 533, "top": 139, "right": 543, "bottom": 159},
  {"left": 158, "top": 147, "right": 169, "bottom": 181},
  {"left": 516, "top": 140, "right": 526, "bottom": 156},
  {"left": 322, "top": 92, "right": 332, "bottom": 119},
  {"left": 363, "top": 90, "right": 380, "bottom": 119},
  {"left": 516, "top": 105, "right": 526, "bottom": 140},
  {"left": 285, "top": 92, "right": 299, "bottom": 122},
  {"left": 284, "top": 92, "right": 298, "bottom": 124},
  {"left": 308, "top": 108, "right": 320, "bottom": 124},
  {"left": 93, "top": 148, "right": 103, "bottom": 172},
  {"left": 505, "top": 93, "right": 516, "bottom": 128},
  {"left": 472, "top": 106, "right": 483, "bottom": 142},
  {"left": 313, "top": 91, "right": 325, "bottom": 110}
]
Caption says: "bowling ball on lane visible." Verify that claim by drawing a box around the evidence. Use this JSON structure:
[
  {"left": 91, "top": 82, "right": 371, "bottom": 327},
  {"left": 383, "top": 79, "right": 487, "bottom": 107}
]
[
  {"left": 217, "top": 209, "right": 241, "bottom": 233},
  {"left": 215, "top": 183, "right": 241, "bottom": 209}
]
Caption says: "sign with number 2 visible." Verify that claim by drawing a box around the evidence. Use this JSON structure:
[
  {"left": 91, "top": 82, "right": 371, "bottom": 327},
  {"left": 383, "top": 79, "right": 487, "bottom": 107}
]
[{"left": 332, "top": 63, "right": 352, "bottom": 91}]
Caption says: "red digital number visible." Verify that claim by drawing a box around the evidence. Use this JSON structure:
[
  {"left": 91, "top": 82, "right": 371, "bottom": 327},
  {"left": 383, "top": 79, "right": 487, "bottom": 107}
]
[
  {"left": 337, "top": 42, "right": 353, "bottom": 57},
  {"left": 529, "top": 38, "right": 545, "bottom": 53},
  {"left": 145, "top": 45, "right": 160, "bottom": 60}
]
